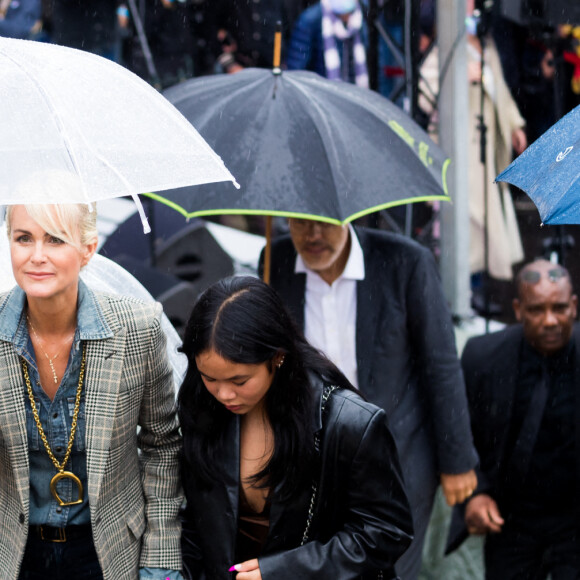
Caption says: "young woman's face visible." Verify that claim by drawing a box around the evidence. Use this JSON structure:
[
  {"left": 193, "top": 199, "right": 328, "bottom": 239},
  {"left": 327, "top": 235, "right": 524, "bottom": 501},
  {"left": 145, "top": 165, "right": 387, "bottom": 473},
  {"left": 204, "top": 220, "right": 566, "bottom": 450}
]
[
  {"left": 195, "top": 349, "right": 280, "bottom": 416},
  {"left": 9, "top": 205, "right": 95, "bottom": 302}
]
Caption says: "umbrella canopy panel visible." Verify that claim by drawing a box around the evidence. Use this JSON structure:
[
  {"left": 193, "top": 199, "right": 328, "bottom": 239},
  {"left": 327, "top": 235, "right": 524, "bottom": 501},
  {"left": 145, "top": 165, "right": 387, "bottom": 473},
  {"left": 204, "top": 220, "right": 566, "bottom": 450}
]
[
  {"left": 496, "top": 104, "right": 580, "bottom": 225},
  {"left": 153, "top": 68, "right": 450, "bottom": 223},
  {"left": 0, "top": 37, "right": 236, "bottom": 205}
]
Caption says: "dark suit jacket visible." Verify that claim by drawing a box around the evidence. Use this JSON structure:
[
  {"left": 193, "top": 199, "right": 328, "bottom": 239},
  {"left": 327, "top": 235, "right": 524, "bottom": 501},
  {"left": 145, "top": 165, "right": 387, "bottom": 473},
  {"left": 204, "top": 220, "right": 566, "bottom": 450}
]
[
  {"left": 261, "top": 227, "right": 477, "bottom": 527},
  {"left": 181, "top": 377, "right": 413, "bottom": 580},
  {"left": 446, "top": 323, "right": 580, "bottom": 553}
]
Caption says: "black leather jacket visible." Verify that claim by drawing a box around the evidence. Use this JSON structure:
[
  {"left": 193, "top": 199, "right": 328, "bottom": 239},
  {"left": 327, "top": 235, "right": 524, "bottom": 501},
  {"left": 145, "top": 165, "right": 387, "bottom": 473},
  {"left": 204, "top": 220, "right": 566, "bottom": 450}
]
[{"left": 181, "top": 377, "right": 413, "bottom": 579}]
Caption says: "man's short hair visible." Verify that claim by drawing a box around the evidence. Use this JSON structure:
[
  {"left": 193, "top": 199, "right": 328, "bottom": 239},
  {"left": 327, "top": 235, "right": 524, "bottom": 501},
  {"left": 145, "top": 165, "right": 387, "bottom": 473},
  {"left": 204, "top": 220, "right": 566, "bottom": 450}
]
[{"left": 515, "top": 260, "right": 572, "bottom": 298}]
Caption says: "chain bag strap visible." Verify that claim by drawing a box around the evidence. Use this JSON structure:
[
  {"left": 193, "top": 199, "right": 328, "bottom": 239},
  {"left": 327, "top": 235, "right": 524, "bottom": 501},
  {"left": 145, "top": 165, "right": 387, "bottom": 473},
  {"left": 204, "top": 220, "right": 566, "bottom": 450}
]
[
  {"left": 300, "top": 384, "right": 338, "bottom": 546},
  {"left": 300, "top": 384, "right": 385, "bottom": 580}
]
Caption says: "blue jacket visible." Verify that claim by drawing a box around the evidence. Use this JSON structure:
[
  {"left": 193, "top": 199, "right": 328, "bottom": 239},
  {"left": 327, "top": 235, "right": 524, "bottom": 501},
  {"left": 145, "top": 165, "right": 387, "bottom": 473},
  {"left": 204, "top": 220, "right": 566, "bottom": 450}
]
[
  {"left": 286, "top": 4, "right": 368, "bottom": 79},
  {"left": 0, "top": 0, "right": 41, "bottom": 39}
]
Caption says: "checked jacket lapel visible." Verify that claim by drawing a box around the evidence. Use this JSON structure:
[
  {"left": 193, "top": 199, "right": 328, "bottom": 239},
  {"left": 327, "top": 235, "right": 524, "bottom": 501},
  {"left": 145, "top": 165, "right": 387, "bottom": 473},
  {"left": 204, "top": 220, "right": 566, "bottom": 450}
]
[
  {"left": 0, "top": 340, "right": 31, "bottom": 513},
  {"left": 83, "top": 307, "right": 127, "bottom": 505}
]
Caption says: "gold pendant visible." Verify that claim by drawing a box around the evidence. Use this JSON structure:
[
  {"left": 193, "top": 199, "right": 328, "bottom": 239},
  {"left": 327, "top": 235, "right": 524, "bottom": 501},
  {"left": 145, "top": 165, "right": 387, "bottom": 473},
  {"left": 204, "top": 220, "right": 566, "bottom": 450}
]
[{"left": 50, "top": 471, "right": 84, "bottom": 507}]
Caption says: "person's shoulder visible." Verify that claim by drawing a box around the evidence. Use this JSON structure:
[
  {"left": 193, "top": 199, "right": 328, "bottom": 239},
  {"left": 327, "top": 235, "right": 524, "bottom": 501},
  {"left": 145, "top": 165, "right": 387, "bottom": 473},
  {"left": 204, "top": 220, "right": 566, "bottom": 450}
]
[
  {"left": 328, "top": 386, "right": 385, "bottom": 424},
  {"left": 269, "top": 233, "right": 296, "bottom": 258},
  {"left": 95, "top": 292, "right": 161, "bottom": 329},
  {"left": 296, "top": 3, "right": 322, "bottom": 26},
  {"left": 355, "top": 226, "right": 429, "bottom": 257},
  {"left": 463, "top": 325, "right": 521, "bottom": 363},
  {"left": 354, "top": 226, "right": 434, "bottom": 275}
]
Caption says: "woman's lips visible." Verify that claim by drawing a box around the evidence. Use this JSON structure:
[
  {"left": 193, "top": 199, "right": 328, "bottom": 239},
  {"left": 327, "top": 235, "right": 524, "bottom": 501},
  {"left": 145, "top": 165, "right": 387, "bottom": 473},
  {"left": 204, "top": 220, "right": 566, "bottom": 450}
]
[{"left": 26, "top": 272, "right": 53, "bottom": 280}]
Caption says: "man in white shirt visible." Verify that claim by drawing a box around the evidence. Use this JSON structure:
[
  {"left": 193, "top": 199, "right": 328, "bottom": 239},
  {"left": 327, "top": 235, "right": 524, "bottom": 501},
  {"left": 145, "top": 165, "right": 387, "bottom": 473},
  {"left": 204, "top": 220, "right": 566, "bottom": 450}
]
[{"left": 261, "top": 218, "right": 478, "bottom": 580}]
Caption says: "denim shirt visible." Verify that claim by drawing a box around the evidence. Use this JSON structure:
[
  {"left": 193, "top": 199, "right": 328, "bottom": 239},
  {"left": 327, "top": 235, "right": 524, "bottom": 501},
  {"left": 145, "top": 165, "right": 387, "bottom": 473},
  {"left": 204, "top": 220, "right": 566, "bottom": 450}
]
[{"left": 6, "top": 280, "right": 113, "bottom": 526}]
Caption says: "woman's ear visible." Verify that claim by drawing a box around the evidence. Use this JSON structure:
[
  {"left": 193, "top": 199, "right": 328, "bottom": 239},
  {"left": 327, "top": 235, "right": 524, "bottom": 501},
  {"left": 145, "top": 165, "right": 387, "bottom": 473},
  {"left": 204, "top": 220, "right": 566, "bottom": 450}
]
[
  {"left": 274, "top": 353, "right": 286, "bottom": 369},
  {"left": 81, "top": 239, "right": 98, "bottom": 268}
]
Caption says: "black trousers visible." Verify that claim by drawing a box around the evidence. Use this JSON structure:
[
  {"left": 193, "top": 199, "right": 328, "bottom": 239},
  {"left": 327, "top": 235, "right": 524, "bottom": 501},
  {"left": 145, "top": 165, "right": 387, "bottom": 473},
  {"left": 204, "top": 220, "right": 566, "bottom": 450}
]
[
  {"left": 19, "top": 527, "right": 103, "bottom": 580},
  {"left": 484, "top": 512, "right": 580, "bottom": 580}
]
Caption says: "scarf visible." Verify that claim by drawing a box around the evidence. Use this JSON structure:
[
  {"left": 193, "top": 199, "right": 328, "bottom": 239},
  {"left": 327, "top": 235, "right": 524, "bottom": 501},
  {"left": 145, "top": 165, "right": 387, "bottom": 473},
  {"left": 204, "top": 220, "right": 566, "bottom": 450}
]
[{"left": 320, "top": 0, "right": 368, "bottom": 88}]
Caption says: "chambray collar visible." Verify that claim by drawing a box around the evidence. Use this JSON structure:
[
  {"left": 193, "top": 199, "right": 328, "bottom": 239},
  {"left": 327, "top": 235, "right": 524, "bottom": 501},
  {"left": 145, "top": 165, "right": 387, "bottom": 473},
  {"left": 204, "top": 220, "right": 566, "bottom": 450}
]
[
  {"left": 0, "top": 279, "right": 113, "bottom": 347},
  {"left": 295, "top": 223, "right": 365, "bottom": 281}
]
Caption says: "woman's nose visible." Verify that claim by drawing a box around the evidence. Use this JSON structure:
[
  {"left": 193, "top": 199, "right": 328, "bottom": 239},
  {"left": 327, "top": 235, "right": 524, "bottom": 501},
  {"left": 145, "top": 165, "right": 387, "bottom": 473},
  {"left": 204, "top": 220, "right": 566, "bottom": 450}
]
[
  {"left": 30, "top": 242, "right": 47, "bottom": 263},
  {"left": 216, "top": 385, "right": 236, "bottom": 402}
]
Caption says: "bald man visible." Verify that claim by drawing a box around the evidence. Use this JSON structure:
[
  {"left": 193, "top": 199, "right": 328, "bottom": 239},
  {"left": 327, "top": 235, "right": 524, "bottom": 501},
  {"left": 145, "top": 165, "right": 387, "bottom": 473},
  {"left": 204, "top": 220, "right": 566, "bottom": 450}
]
[{"left": 446, "top": 260, "right": 580, "bottom": 579}]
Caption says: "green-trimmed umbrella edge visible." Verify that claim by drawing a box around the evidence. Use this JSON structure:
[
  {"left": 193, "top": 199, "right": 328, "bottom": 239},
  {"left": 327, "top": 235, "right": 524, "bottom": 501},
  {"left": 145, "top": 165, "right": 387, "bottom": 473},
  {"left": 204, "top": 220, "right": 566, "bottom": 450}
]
[{"left": 141, "top": 193, "right": 452, "bottom": 225}]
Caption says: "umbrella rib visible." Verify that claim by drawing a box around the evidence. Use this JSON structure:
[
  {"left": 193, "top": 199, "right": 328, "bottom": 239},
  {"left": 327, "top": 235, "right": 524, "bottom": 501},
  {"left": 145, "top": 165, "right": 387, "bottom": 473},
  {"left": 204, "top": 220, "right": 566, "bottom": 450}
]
[
  {"left": 285, "top": 74, "right": 450, "bottom": 213},
  {"left": 0, "top": 45, "right": 93, "bottom": 204},
  {"left": 284, "top": 77, "right": 345, "bottom": 213}
]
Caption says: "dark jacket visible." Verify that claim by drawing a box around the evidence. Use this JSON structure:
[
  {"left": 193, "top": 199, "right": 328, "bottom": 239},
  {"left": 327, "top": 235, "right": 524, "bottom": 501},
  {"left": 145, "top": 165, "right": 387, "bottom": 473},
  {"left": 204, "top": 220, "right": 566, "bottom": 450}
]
[
  {"left": 446, "top": 323, "right": 580, "bottom": 553},
  {"left": 206, "top": 0, "right": 298, "bottom": 69},
  {"left": 286, "top": 4, "right": 369, "bottom": 77},
  {"left": 261, "top": 228, "right": 478, "bottom": 527},
  {"left": 181, "top": 377, "right": 413, "bottom": 580},
  {"left": 0, "top": 0, "right": 41, "bottom": 39}
]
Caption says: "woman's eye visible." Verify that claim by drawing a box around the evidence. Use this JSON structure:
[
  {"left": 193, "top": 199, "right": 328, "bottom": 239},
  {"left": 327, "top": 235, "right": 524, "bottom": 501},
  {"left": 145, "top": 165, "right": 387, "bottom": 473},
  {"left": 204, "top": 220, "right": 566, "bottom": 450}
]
[
  {"left": 15, "top": 235, "right": 31, "bottom": 243},
  {"left": 232, "top": 380, "right": 248, "bottom": 387},
  {"left": 49, "top": 236, "right": 65, "bottom": 244}
]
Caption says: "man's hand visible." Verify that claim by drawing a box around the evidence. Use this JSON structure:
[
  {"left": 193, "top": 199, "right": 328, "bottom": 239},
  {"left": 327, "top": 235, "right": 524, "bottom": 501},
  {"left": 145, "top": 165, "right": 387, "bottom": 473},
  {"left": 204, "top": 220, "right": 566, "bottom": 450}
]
[
  {"left": 440, "top": 469, "right": 478, "bottom": 506},
  {"left": 231, "top": 559, "right": 262, "bottom": 580},
  {"left": 465, "top": 493, "right": 504, "bottom": 535},
  {"left": 511, "top": 128, "right": 527, "bottom": 155}
]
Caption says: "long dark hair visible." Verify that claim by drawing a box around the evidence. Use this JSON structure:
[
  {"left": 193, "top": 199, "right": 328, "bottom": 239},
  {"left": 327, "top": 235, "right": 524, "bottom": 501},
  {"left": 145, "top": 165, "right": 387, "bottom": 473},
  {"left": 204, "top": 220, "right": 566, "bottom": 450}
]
[{"left": 178, "top": 275, "right": 353, "bottom": 500}]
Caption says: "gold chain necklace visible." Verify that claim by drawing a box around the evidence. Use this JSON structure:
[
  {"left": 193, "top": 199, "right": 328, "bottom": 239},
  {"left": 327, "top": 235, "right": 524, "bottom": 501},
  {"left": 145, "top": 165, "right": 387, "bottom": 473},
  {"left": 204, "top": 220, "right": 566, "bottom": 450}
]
[
  {"left": 21, "top": 345, "right": 86, "bottom": 507},
  {"left": 27, "top": 316, "right": 75, "bottom": 384}
]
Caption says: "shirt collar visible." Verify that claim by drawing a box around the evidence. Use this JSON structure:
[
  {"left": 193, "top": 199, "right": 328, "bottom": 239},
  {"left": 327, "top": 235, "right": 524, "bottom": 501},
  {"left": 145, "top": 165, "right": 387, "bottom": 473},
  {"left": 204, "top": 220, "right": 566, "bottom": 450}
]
[
  {"left": 0, "top": 279, "right": 113, "bottom": 346},
  {"left": 294, "top": 224, "right": 365, "bottom": 282}
]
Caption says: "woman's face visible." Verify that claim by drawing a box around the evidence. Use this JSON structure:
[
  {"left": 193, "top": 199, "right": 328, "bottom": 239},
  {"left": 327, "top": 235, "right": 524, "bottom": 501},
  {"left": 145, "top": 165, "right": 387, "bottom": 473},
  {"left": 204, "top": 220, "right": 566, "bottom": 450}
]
[
  {"left": 195, "top": 349, "right": 280, "bottom": 416},
  {"left": 9, "top": 205, "right": 96, "bottom": 302}
]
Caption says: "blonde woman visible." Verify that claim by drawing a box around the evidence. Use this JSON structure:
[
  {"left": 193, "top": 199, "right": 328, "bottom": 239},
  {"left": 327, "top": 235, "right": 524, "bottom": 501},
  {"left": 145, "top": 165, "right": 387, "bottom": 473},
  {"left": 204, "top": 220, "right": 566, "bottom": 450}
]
[{"left": 0, "top": 204, "right": 183, "bottom": 580}]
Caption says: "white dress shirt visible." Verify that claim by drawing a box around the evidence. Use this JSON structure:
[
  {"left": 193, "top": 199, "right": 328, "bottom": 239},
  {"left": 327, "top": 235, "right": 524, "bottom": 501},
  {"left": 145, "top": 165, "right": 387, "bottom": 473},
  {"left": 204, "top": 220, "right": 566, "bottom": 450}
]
[{"left": 295, "top": 225, "right": 365, "bottom": 387}]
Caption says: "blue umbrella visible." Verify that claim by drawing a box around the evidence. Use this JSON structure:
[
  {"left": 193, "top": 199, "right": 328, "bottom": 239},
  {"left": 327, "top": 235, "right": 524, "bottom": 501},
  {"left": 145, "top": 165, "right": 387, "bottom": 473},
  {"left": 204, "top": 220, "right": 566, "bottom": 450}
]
[{"left": 496, "top": 104, "right": 580, "bottom": 225}]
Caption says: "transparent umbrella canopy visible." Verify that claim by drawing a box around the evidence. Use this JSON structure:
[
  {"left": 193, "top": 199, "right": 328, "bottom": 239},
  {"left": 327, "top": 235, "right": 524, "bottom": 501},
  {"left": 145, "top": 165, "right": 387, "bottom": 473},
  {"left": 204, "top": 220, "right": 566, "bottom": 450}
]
[{"left": 0, "top": 37, "right": 238, "bottom": 230}]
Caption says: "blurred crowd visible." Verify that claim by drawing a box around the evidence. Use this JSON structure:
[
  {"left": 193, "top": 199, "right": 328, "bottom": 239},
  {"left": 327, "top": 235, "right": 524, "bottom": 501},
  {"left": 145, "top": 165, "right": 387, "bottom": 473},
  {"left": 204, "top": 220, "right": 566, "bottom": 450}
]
[{"left": 1, "top": 1, "right": 578, "bottom": 116}]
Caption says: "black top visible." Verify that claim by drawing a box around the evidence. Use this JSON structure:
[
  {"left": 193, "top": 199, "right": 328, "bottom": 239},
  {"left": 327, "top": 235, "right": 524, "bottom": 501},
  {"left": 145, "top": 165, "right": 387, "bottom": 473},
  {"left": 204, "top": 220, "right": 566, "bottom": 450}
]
[
  {"left": 235, "top": 489, "right": 271, "bottom": 563},
  {"left": 502, "top": 339, "right": 576, "bottom": 516}
]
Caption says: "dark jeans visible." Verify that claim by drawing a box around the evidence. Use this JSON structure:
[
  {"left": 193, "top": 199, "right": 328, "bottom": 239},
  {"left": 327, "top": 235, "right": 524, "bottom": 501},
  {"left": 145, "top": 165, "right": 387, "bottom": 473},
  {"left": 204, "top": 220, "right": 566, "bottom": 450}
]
[
  {"left": 19, "top": 529, "right": 103, "bottom": 580},
  {"left": 485, "top": 513, "right": 580, "bottom": 580}
]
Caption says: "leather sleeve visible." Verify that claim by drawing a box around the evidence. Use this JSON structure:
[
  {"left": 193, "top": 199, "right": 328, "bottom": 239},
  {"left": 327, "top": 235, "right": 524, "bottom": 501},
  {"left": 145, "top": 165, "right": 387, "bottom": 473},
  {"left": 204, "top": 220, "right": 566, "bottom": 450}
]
[{"left": 180, "top": 502, "right": 207, "bottom": 580}]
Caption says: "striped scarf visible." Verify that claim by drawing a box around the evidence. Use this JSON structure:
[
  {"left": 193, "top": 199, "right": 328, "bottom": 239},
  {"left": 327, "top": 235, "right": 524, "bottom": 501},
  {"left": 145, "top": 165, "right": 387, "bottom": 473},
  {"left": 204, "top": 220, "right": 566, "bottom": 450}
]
[{"left": 321, "top": 0, "right": 368, "bottom": 88}]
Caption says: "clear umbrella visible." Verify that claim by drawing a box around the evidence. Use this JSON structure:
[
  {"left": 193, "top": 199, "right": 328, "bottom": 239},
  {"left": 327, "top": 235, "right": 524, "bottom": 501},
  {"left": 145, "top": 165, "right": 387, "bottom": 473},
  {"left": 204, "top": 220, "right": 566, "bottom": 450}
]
[{"left": 0, "top": 37, "right": 238, "bottom": 231}]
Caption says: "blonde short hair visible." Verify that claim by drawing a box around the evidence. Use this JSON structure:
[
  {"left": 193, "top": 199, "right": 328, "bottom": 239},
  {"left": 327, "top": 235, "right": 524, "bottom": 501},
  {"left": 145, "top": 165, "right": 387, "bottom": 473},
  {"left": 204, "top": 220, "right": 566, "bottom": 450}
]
[{"left": 6, "top": 203, "right": 98, "bottom": 250}]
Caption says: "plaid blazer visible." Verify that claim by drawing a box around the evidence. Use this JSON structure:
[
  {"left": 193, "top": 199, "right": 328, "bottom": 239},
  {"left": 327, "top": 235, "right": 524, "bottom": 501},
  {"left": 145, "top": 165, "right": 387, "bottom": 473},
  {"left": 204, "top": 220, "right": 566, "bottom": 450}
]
[{"left": 0, "top": 290, "right": 183, "bottom": 580}]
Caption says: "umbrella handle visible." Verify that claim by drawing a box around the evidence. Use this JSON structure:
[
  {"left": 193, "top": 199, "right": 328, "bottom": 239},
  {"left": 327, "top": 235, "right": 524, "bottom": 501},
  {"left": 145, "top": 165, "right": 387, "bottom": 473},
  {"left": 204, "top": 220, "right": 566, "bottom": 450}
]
[
  {"left": 273, "top": 21, "right": 282, "bottom": 72},
  {"left": 263, "top": 216, "right": 272, "bottom": 285}
]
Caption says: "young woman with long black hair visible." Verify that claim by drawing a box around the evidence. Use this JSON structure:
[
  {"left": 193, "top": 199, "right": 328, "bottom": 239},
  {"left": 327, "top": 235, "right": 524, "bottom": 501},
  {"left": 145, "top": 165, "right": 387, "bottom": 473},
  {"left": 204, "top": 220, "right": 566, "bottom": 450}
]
[{"left": 178, "top": 276, "right": 413, "bottom": 580}]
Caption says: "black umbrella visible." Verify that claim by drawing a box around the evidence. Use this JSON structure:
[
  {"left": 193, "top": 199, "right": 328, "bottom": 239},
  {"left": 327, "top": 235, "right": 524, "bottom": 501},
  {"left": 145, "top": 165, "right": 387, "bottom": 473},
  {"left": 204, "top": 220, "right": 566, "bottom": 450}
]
[{"left": 145, "top": 67, "right": 451, "bottom": 223}]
